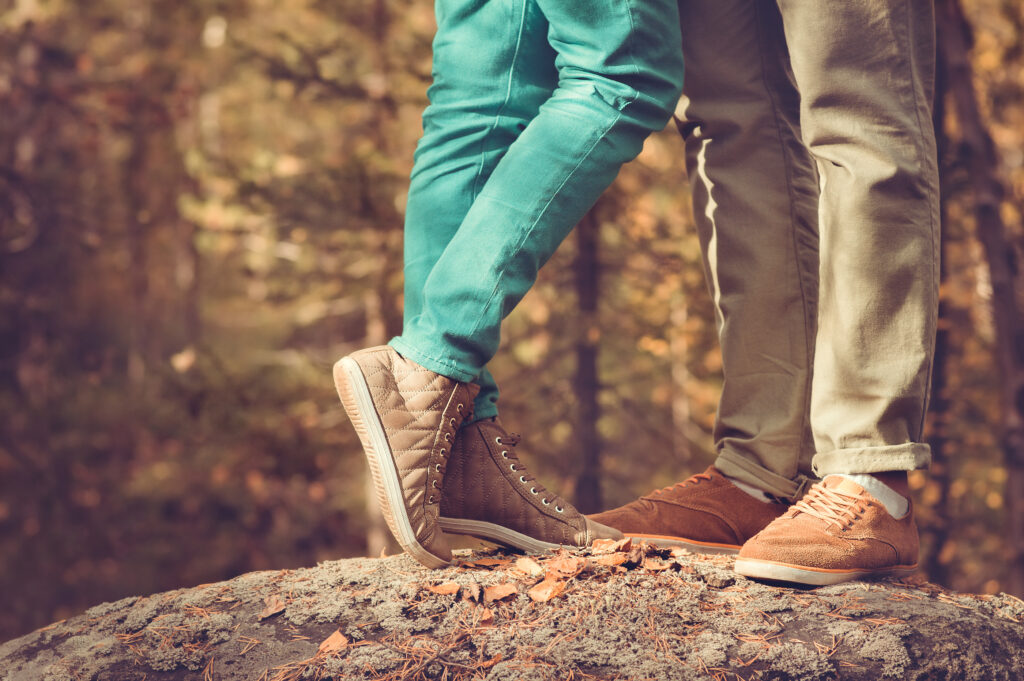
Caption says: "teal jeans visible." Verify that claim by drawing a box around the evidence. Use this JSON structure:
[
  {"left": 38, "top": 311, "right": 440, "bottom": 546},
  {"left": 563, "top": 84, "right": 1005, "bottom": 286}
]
[{"left": 390, "top": 0, "right": 685, "bottom": 420}]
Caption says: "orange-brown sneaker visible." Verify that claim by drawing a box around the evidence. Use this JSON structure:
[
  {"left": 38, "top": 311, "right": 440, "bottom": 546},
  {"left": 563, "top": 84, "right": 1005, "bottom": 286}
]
[
  {"left": 587, "top": 467, "right": 788, "bottom": 554},
  {"left": 734, "top": 476, "right": 919, "bottom": 585}
]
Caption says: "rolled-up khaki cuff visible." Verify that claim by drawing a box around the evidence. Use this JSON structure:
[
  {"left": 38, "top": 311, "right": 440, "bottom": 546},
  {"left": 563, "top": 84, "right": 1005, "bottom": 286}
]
[
  {"left": 811, "top": 442, "right": 931, "bottom": 477},
  {"left": 714, "top": 449, "right": 814, "bottom": 502}
]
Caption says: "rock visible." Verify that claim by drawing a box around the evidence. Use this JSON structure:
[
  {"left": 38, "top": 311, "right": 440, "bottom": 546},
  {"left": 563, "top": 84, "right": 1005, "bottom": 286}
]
[{"left": 1, "top": 548, "right": 1021, "bottom": 681}]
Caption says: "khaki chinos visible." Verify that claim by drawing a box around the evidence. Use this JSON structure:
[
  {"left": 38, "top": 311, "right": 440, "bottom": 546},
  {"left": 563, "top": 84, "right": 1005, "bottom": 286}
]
[{"left": 676, "top": 0, "right": 940, "bottom": 500}]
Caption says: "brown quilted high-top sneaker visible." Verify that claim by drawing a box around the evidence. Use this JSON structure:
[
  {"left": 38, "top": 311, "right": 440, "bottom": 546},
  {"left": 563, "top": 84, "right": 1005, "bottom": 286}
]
[
  {"left": 587, "top": 467, "right": 787, "bottom": 554},
  {"left": 439, "top": 418, "right": 622, "bottom": 553},
  {"left": 734, "top": 476, "right": 919, "bottom": 585},
  {"left": 334, "top": 346, "right": 479, "bottom": 568}
]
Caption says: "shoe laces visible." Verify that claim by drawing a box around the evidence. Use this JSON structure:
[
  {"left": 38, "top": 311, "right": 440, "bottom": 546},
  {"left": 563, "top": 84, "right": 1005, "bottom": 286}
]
[
  {"left": 494, "top": 425, "right": 567, "bottom": 514},
  {"left": 649, "top": 471, "right": 713, "bottom": 497},
  {"left": 429, "top": 401, "right": 473, "bottom": 504},
  {"left": 790, "top": 483, "right": 867, "bottom": 530}
]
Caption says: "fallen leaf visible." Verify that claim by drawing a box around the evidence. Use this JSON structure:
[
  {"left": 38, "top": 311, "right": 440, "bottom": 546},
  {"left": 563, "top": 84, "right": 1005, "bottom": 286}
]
[
  {"left": 594, "top": 553, "right": 628, "bottom": 567},
  {"left": 514, "top": 557, "right": 545, "bottom": 577},
  {"left": 483, "top": 582, "right": 518, "bottom": 603},
  {"left": 478, "top": 607, "right": 494, "bottom": 624},
  {"left": 528, "top": 577, "right": 566, "bottom": 602},
  {"left": 546, "top": 556, "right": 587, "bottom": 577},
  {"left": 318, "top": 630, "right": 348, "bottom": 655},
  {"left": 625, "top": 547, "right": 644, "bottom": 565},
  {"left": 426, "top": 582, "right": 460, "bottom": 595},
  {"left": 471, "top": 557, "right": 512, "bottom": 568},
  {"left": 480, "top": 652, "right": 502, "bottom": 667},
  {"left": 591, "top": 537, "right": 632, "bottom": 554},
  {"left": 462, "top": 582, "right": 482, "bottom": 602},
  {"left": 669, "top": 547, "right": 691, "bottom": 559},
  {"left": 258, "top": 595, "right": 286, "bottom": 620},
  {"left": 643, "top": 557, "right": 671, "bottom": 571}
]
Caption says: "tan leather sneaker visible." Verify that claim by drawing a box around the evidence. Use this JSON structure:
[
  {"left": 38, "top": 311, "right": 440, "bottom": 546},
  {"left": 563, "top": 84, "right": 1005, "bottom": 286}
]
[
  {"left": 439, "top": 418, "right": 622, "bottom": 553},
  {"left": 333, "top": 345, "right": 479, "bottom": 568},
  {"left": 587, "top": 467, "right": 787, "bottom": 554},
  {"left": 734, "top": 476, "right": 919, "bottom": 585}
]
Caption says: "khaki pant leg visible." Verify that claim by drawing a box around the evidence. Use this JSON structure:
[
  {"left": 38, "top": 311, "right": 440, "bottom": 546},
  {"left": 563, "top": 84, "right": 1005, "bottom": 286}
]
[
  {"left": 676, "top": 0, "right": 820, "bottom": 499},
  {"left": 775, "top": 0, "right": 939, "bottom": 475}
]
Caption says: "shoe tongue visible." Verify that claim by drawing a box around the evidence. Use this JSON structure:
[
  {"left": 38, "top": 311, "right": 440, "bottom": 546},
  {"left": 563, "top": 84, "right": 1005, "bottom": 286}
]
[{"left": 823, "top": 475, "right": 865, "bottom": 497}]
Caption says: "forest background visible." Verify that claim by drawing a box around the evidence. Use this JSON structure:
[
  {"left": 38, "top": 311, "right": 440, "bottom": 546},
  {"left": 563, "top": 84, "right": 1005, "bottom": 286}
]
[{"left": 2, "top": 0, "right": 1023, "bottom": 642}]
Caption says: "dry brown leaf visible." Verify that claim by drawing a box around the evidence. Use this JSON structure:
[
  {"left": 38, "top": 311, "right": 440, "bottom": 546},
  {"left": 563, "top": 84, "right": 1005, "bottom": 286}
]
[
  {"left": 461, "top": 582, "right": 482, "bottom": 602},
  {"left": 643, "top": 557, "right": 671, "bottom": 571},
  {"left": 669, "top": 546, "right": 691, "bottom": 559},
  {"left": 426, "top": 582, "right": 460, "bottom": 595},
  {"left": 514, "top": 557, "right": 545, "bottom": 577},
  {"left": 483, "top": 582, "right": 518, "bottom": 603},
  {"left": 318, "top": 630, "right": 348, "bottom": 655},
  {"left": 591, "top": 537, "right": 632, "bottom": 554},
  {"left": 528, "top": 577, "right": 567, "bottom": 603},
  {"left": 258, "top": 595, "right": 286, "bottom": 620},
  {"left": 546, "top": 556, "right": 587, "bottom": 576},
  {"left": 625, "top": 547, "right": 644, "bottom": 565},
  {"left": 594, "top": 553, "right": 628, "bottom": 567},
  {"left": 480, "top": 653, "right": 502, "bottom": 667},
  {"left": 478, "top": 607, "right": 494, "bottom": 624},
  {"left": 471, "top": 557, "right": 512, "bottom": 568}
]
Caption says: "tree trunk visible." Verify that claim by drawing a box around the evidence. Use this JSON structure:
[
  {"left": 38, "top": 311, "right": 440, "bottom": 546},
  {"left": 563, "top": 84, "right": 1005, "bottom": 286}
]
[
  {"left": 573, "top": 207, "right": 602, "bottom": 513},
  {"left": 936, "top": 0, "right": 1024, "bottom": 596}
]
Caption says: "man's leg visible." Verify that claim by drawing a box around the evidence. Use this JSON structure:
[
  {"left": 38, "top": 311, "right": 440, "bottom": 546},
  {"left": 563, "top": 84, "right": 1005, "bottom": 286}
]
[
  {"left": 589, "top": 0, "right": 821, "bottom": 552},
  {"left": 736, "top": 0, "right": 939, "bottom": 585}
]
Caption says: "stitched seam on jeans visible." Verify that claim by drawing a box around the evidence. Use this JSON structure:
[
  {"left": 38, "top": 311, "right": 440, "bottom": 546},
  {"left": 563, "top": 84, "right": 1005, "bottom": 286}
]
[
  {"left": 755, "top": 1, "right": 816, "bottom": 469},
  {"left": 901, "top": 0, "right": 939, "bottom": 442},
  {"left": 621, "top": 0, "right": 642, "bottom": 109},
  {"left": 470, "top": 0, "right": 530, "bottom": 201},
  {"left": 464, "top": 110, "right": 621, "bottom": 345}
]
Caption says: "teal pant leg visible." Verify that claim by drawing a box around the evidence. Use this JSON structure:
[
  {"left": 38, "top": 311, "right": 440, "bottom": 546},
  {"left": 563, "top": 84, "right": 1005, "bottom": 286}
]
[
  {"left": 401, "top": 0, "right": 558, "bottom": 421},
  {"left": 392, "top": 0, "right": 684, "bottom": 385}
]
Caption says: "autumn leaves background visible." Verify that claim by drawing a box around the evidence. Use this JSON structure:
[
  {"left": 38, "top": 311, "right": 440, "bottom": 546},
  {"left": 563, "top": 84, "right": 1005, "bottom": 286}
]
[{"left": 1, "top": 0, "right": 1024, "bottom": 643}]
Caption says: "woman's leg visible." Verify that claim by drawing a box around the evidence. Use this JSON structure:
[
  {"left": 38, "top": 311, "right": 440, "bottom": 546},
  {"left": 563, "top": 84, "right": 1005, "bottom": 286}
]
[
  {"left": 401, "top": 0, "right": 558, "bottom": 422},
  {"left": 390, "top": 0, "right": 685, "bottom": 384}
]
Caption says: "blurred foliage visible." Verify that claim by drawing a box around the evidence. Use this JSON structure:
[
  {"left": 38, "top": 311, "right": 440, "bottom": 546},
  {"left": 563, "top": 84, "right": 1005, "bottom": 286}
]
[{"left": 0, "top": 0, "right": 1022, "bottom": 641}]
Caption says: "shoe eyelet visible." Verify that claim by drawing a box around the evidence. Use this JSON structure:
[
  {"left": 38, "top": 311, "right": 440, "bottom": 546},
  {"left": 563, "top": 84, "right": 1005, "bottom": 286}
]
[
  {"left": 510, "top": 464, "right": 517, "bottom": 472},
  {"left": 439, "top": 448, "right": 446, "bottom": 457},
  {"left": 542, "top": 498, "right": 550, "bottom": 506},
  {"left": 428, "top": 495, "right": 435, "bottom": 504},
  {"left": 501, "top": 450, "right": 509, "bottom": 458},
  {"left": 530, "top": 487, "right": 538, "bottom": 495},
  {"left": 444, "top": 433, "right": 451, "bottom": 442},
  {"left": 457, "top": 404, "right": 464, "bottom": 413},
  {"left": 449, "top": 417, "right": 456, "bottom": 427},
  {"left": 495, "top": 437, "right": 503, "bottom": 445},
  {"left": 431, "top": 479, "right": 439, "bottom": 489},
  {"left": 555, "top": 506, "right": 563, "bottom": 513},
  {"left": 519, "top": 475, "right": 527, "bottom": 483},
  {"left": 434, "top": 464, "right": 441, "bottom": 472}
]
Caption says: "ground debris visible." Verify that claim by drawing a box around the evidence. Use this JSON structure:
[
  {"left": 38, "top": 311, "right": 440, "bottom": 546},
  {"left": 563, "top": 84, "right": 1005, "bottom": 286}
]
[{"left": 2, "top": 548, "right": 1021, "bottom": 681}]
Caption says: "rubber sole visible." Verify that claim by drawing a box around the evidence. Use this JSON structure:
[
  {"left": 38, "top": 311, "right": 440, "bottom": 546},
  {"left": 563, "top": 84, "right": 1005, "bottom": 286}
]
[
  {"left": 334, "top": 356, "right": 449, "bottom": 569},
  {"left": 734, "top": 557, "right": 919, "bottom": 586},
  {"left": 624, "top": 533, "right": 741, "bottom": 555},
  {"left": 439, "top": 517, "right": 563, "bottom": 554}
]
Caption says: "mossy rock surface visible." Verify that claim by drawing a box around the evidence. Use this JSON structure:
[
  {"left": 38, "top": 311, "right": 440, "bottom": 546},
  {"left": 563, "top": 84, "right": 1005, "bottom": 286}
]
[{"left": 2, "top": 545, "right": 1022, "bottom": 680}]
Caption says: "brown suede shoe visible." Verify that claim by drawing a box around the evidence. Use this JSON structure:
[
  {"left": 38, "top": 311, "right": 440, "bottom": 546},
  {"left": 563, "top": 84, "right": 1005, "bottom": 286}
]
[
  {"left": 734, "top": 476, "right": 919, "bottom": 586},
  {"left": 334, "top": 346, "right": 479, "bottom": 568},
  {"left": 439, "top": 418, "right": 622, "bottom": 553},
  {"left": 587, "top": 467, "right": 787, "bottom": 554}
]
